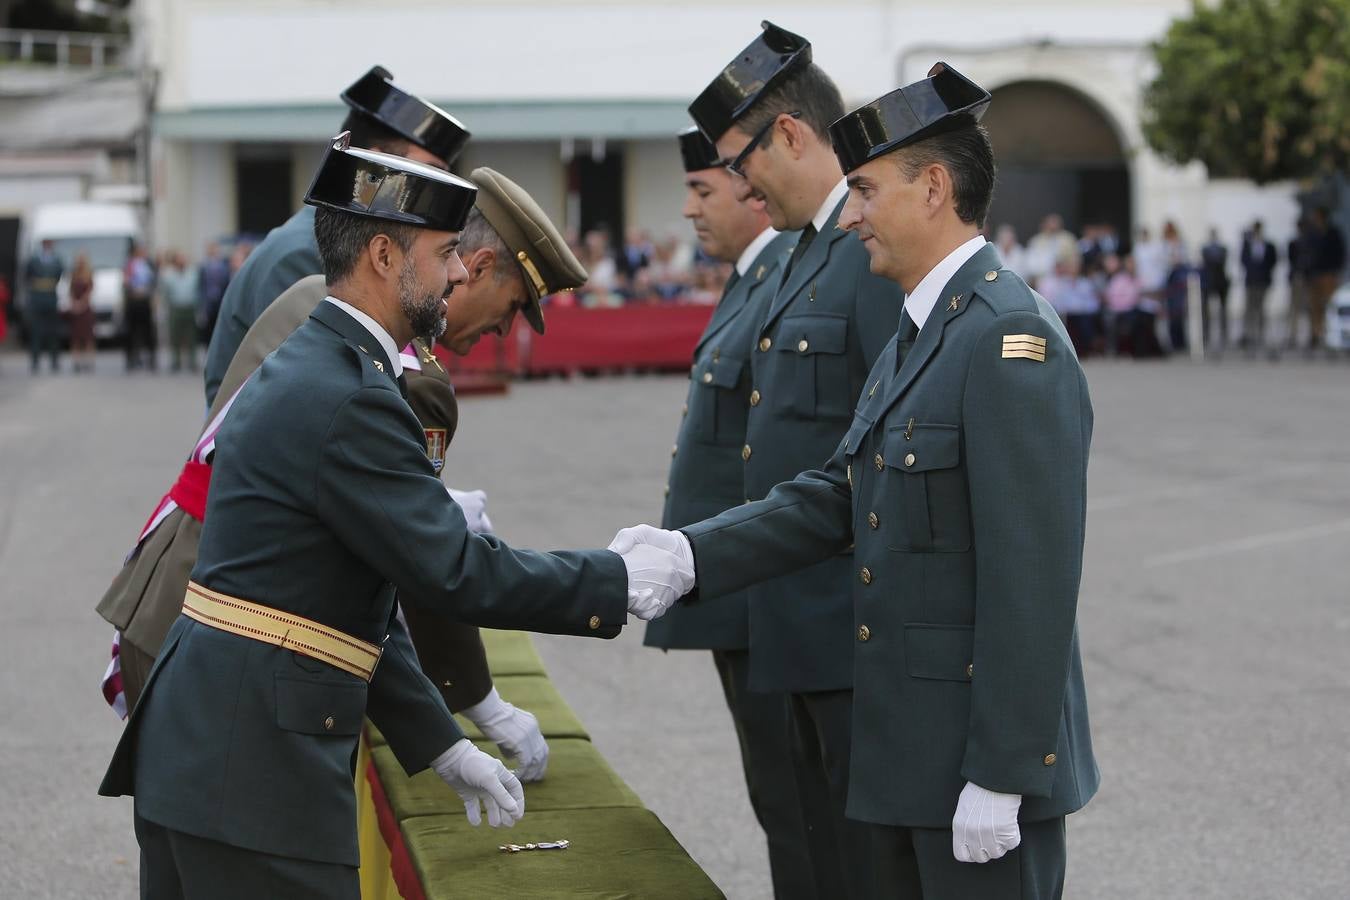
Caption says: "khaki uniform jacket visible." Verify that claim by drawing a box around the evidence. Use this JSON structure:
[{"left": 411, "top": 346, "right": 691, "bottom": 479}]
[
  {"left": 100, "top": 301, "right": 627, "bottom": 866},
  {"left": 681, "top": 244, "right": 1099, "bottom": 828}
]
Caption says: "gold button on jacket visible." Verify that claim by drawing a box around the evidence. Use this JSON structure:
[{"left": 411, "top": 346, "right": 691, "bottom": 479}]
[
  {"left": 702, "top": 372, "right": 713, "bottom": 384},
  {"left": 323, "top": 716, "right": 335, "bottom": 731},
  {"left": 857, "top": 625, "right": 871, "bottom": 642},
  {"left": 749, "top": 390, "right": 761, "bottom": 407},
  {"left": 867, "top": 512, "right": 879, "bottom": 530},
  {"left": 742, "top": 444, "right": 752, "bottom": 461},
  {"left": 874, "top": 453, "right": 885, "bottom": 471},
  {"left": 797, "top": 339, "right": 809, "bottom": 352},
  {"left": 904, "top": 452, "right": 916, "bottom": 467},
  {"left": 1043, "top": 753, "right": 1057, "bottom": 766},
  {"left": 758, "top": 336, "right": 772, "bottom": 352},
  {"left": 860, "top": 567, "right": 872, "bottom": 584},
  {"left": 588, "top": 615, "right": 601, "bottom": 630}
]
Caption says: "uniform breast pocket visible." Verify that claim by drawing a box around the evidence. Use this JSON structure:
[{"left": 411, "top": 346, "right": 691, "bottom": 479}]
[
  {"left": 275, "top": 673, "right": 367, "bottom": 737},
  {"left": 882, "top": 424, "right": 972, "bottom": 552},
  {"left": 692, "top": 355, "right": 748, "bottom": 445},
  {"left": 773, "top": 314, "right": 850, "bottom": 421}
]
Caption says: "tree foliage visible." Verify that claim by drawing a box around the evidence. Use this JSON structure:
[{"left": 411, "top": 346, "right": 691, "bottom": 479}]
[{"left": 1142, "top": 0, "right": 1350, "bottom": 183}]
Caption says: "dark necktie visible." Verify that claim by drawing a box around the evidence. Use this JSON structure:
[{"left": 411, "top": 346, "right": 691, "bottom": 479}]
[
  {"left": 397, "top": 373, "right": 409, "bottom": 398},
  {"left": 895, "top": 311, "right": 919, "bottom": 373},
  {"left": 783, "top": 224, "right": 817, "bottom": 280}
]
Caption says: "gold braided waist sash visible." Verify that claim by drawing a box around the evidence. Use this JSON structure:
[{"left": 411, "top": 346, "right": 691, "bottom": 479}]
[{"left": 182, "top": 581, "right": 383, "bottom": 681}]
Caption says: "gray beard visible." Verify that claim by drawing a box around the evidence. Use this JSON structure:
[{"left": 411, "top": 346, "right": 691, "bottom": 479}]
[{"left": 399, "top": 259, "right": 448, "bottom": 343}]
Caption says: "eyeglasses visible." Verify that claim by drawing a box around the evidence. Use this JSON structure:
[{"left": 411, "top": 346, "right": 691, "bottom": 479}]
[{"left": 726, "top": 111, "right": 801, "bottom": 177}]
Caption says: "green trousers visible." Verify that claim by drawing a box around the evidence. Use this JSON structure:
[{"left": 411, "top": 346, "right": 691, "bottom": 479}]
[{"left": 868, "top": 816, "right": 1067, "bottom": 899}]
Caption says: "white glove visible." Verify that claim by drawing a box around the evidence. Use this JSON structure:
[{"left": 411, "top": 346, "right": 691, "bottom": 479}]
[
  {"left": 952, "top": 782, "right": 1022, "bottom": 863},
  {"left": 607, "top": 525, "right": 695, "bottom": 620},
  {"left": 430, "top": 738, "right": 525, "bottom": 828},
  {"left": 460, "top": 687, "right": 549, "bottom": 783},
  {"left": 447, "top": 487, "right": 493, "bottom": 534}
]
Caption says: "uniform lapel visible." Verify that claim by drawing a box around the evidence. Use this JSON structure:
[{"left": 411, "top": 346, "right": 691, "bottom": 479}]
[
  {"left": 311, "top": 300, "right": 398, "bottom": 386},
  {"left": 873, "top": 243, "right": 1003, "bottom": 423},
  {"left": 693, "top": 271, "right": 751, "bottom": 358},
  {"left": 693, "top": 233, "right": 791, "bottom": 358},
  {"left": 759, "top": 197, "right": 849, "bottom": 333}
]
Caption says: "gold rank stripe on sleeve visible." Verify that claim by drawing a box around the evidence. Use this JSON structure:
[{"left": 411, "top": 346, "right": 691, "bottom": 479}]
[{"left": 1002, "top": 333, "right": 1047, "bottom": 362}]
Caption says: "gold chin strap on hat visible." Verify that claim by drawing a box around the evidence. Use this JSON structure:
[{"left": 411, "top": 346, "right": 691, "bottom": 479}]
[{"left": 516, "top": 250, "right": 548, "bottom": 296}]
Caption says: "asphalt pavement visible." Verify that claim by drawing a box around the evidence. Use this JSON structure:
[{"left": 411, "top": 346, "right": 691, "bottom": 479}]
[{"left": 1, "top": 347, "right": 1346, "bottom": 899}]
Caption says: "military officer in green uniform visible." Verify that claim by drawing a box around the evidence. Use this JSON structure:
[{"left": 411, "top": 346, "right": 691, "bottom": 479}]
[
  {"left": 23, "top": 239, "right": 64, "bottom": 373},
  {"left": 643, "top": 125, "right": 811, "bottom": 897},
  {"left": 202, "top": 65, "right": 469, "bottom": 408},
  {"left": 102, "top": 140, "right": 690, "bottom": 899},
  {"left": 613, "top": 64, "right": 1098, "bottom": 899},
  {"left": 687, "top": 22, "right": 903, "bottom": 896}
]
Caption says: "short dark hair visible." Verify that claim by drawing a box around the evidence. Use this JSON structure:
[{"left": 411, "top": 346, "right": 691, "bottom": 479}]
[
  {"left": 892, "top": 124, "right": 997, "bottom": 228},
  {"left": 340, "top": 111, "right": 412, "bottom": 157},
  {"left": 735, "top": 63, "right": 846, "bottom": 145},
  {"left": 314, "top": 206, "right": 419, "bottom": 283}
]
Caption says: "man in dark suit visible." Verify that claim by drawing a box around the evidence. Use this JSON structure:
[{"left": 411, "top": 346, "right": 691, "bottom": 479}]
[
  {"left": 1240, "top": 220, "right": 1277, "bottom": 351},
  {"left": 614, "top": 63, "right": 1098, "bottom": 899},
  {"left": 643, "top": 126, "right": 809, "bottom": 896},
  {"left": 102, "top": 140, "right": 690, "bottom": 899},
  {"left": 203, "top": 66, "right": 470, "bottom": 408},
  {"left": 685, "top": 22, "right": 904, "bottom": 897},
  {"left": 1199, "top": 228, "right": 1230, "bottom": 350}
]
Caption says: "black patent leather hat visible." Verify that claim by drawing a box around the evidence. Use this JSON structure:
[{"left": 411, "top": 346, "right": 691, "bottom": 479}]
[
  {"left": 828, "top": 62, "right": 991, "bottom": 174},
  {"left": 688, "top": 21, "right": 811, "bottom": 142},
  {"left": 304, "top": 133, "right": 478, "bottom": 232},
  {"left": 341, "top": 66, "right": 471, "bottom": 165},
  {"left": 678, "top": 126, "right": 722, "bottom": 172}
]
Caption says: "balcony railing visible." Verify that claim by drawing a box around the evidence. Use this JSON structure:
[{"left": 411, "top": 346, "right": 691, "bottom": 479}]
[{"left": 0, "top": 27, "right": 129, "bottom": 69}]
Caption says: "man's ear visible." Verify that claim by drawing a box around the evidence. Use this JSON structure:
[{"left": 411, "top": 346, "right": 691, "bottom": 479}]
[
  {"left": 778, "top": 114, "right": 809, "bottom": 158},
  {"left": 462, "top": 246, "right": 496, "bottom": 284},
  {"left": 925, "top": 163, "right": 952, "bottom": 217},
  {"left": 367, "top": 233, "right": 399, "bottom": 283}
]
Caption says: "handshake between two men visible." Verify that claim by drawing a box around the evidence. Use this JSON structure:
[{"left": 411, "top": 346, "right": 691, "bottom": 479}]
[{"left": 611, "top": 524, "right": 697, "bottom": 620}]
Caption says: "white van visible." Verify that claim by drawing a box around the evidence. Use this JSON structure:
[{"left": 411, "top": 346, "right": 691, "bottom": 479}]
[{"left": 20, "top": 202, "right": 144, "bottom": 341}]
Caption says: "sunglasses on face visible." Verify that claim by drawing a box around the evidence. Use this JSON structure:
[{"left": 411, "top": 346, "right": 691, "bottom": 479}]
[{"left": 726, "top": 111, "right": 802, "bottom": 177}]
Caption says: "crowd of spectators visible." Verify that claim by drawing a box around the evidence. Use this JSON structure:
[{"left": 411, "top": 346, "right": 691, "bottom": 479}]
[
  {"left": 544, "top": 226, "right": 730, "bottom": 309},
  {"left": 994, "top": 209, "right": 1347, "bottom": 359}
]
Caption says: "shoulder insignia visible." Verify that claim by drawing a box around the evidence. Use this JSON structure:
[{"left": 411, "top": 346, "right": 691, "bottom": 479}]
[
  {"left": 372, "top": 358, "right": 385, "bottom": 373},
  {"left": 424, "top": 427, "right": 447, "bottom": 473},
  {"left": 1002, "top": 333, "right": 1047, "bottom": 362}
]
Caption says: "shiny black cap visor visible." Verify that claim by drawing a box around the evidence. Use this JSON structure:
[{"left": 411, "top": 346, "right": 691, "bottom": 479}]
[
  {"left": 828, "top": 62, "right": 992, "bottom": 174},
  {"left": 304, "top": 137, "right": 478, "bottom": 233},
  {"left": 688, "top": 21, "right": 812, "bottom": 142},
  {"left": 678, "top": 126, "right": 723, "bottom": 172},
  {"left": 342, "top": 66, "right": 471, "bottom": 165}
]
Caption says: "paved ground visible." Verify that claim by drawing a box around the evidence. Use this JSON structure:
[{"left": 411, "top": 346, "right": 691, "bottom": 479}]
[{"left": 1, "top": 347, "right": 1347, "bottom": 899}]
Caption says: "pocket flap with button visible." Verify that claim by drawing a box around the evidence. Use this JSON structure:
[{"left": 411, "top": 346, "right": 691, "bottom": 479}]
[
  {"left": 275, "top": 673, "right": 366, "bottom": 736},
  {"left": 703, "top": 355, "right": 745, "bottom": 389},
  {"left": 777, "top": 314, "right": 848, "bottom": 355},
  {"left": 904, "top": 624, "right": 974, "bottom": 682},
  {"left": 884, "top": 423, "right": 960, "bottom": 472}
]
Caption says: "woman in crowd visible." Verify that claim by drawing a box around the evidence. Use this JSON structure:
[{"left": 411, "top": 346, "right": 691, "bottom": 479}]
[{"left": 68, "top": 253, "right": 97, "bottom": 373}]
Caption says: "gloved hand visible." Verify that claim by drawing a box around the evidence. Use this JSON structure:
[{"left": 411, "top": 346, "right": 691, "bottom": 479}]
[
  {"left": 460, "top": 687, "right": 549, "bottom": 783},
  {"left": 951, "top": 782, "right": 1022, "bottom": 863},
  {"left": 447, "top": 487, "right": 493, "bottom": 534},
  {"left": 430, "top": 738, "right": 525, "bottom": 827},
  {"left": 607, "top": 525, "right": 695, "bottom": 620}
]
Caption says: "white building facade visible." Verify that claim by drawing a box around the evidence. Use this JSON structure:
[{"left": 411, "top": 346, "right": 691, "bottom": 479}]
[{"left": 143, "top": 0, "right": 1299, "bottom": 285}]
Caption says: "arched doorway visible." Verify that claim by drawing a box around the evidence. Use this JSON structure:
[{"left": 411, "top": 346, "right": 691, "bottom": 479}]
[{"left": 982, "top": 80, "right": 1131, "bottom": 247}]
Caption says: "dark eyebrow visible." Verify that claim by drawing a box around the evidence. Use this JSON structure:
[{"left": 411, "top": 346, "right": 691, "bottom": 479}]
[
  {"left": 686, "top": 176, "right": 711, "bottom": 190},
  {"left": 846, "top": 175, "right": 865, "bottom": 189},
  {"left": 437, "top": 237, "right": 460, "bottom": 253}
]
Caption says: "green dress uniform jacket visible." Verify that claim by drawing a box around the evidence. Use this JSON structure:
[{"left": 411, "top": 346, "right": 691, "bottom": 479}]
[
  {"left": 682, "top": 244, "right": 1099, "bottom": 828},
  {"left": 101, "top": 301, "right": 628, "bottom": 867},
  {"left": 96, "top": 275, "right": 491, "bottom": 713},
  {"left": 203, "top": 206, "right": 320, "bottom": 407},
  {"left": 644, "top": 230, "right": 796, "bottom": 651},
  {"left": 742, "top": 198, "right": 903, "bottom": 692}
]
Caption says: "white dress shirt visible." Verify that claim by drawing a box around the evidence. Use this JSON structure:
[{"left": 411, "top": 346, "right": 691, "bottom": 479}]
[
  {"left": 811, "top": 178, "right": 850, "bottom": 233},
  {"left": 323, "top": 296, "right": 403, "bottom": 377},
  {"left": 904, "top": 235, "right": 989, "bottom": 333},
  {"left": 735, "top": 227, "right": 779, "bottom": 276}
]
